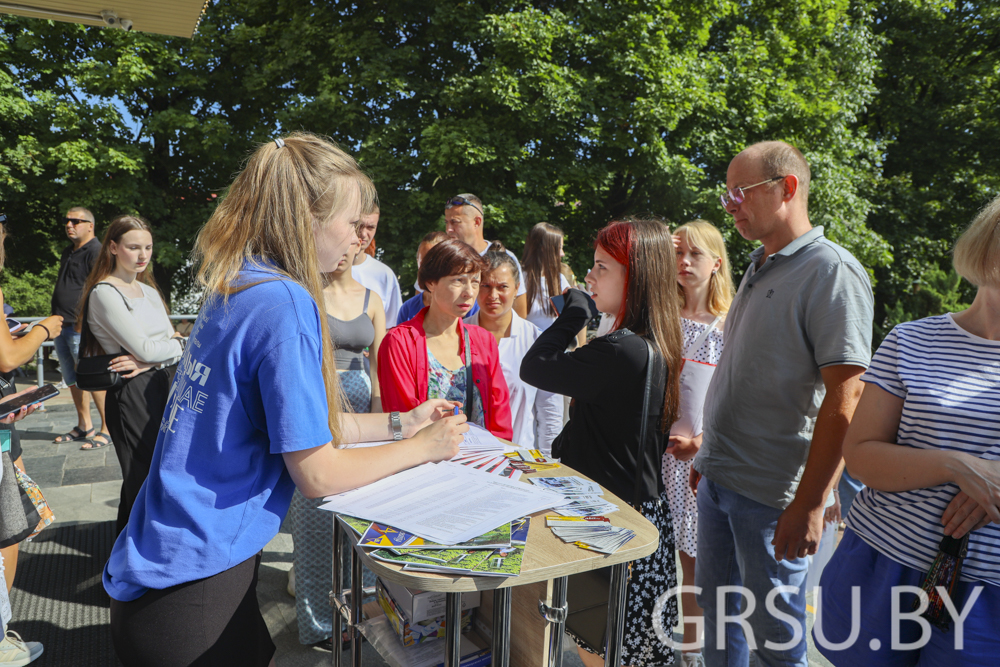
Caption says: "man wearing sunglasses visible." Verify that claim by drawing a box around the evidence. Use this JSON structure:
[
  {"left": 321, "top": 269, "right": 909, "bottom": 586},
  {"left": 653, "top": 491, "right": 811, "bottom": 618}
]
[
  {"left": 50, "top": 207, "right": 111, "bottom": 449},
  {"left": 691, "top": 142, "right": 874, "bottom": 667},
  {"left": 444, "top": 194, "right": 527, "bottom": 318}
]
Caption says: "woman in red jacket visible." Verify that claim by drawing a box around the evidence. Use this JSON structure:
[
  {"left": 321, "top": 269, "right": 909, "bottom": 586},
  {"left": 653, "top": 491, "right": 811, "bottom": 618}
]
[{"left": 379, "top": 240, "right": 513, "bottom": 440}]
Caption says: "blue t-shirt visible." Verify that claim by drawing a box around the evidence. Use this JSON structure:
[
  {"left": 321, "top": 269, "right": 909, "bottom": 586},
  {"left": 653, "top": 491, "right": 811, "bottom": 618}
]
[{"left": 103, "top": 266, "right": 333, "bottom": 601}]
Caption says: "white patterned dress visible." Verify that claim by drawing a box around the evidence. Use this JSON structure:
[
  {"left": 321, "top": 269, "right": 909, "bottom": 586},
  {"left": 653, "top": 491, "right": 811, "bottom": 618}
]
[{"left": 661, "top": 317, "right": 724, "bottom": 557}]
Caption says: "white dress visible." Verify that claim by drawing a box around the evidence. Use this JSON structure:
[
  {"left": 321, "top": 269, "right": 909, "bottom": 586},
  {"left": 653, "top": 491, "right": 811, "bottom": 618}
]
[{"left": 662, "top": 317, "right": 724, "bottom": 557}]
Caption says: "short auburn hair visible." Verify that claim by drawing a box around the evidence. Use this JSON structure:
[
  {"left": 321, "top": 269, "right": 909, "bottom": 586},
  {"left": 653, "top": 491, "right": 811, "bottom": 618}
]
[{"left": 418, "top": 239, "right": 488, "bottom": 290}]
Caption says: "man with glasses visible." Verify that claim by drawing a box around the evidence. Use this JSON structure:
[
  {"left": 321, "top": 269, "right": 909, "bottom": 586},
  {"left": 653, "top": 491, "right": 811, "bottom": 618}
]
[
  {"left": 50, "top": 207, "right": 111, "bottom": 449},
  {"left": 444, "top": 194, "right": 527, "bottom": 317},
  {"left": 691, "top": 142, "right": 874, "bottom": 667}
]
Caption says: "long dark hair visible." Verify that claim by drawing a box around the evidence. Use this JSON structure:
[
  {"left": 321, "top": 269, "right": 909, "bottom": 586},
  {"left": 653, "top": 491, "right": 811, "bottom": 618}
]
[
  {"left": 522, "top": 222, "right": 564, "bottom": 317},
  {"left": 78, "top": 215, "right": 166, "bottom": 357},
  {"left": 595, "top": 219, "right": 683, "bottom": 432}
]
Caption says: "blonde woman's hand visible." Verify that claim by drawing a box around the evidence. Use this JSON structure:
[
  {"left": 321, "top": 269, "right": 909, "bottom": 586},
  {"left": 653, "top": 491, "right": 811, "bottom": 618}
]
[
  {"left": 109, "top": 354, "right": 157, "bottom": 379},
  {"left": 411, "top": 413, "right": 468, "bottom": 463},
  {"left": 402, "top": 399, "right": 462, "bottom": 438}
]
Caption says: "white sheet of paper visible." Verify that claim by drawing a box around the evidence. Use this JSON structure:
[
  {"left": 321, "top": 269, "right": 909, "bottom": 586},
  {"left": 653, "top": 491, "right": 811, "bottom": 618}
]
[{"left": 319, "top": 461, "right": 568, "bottom": 544}]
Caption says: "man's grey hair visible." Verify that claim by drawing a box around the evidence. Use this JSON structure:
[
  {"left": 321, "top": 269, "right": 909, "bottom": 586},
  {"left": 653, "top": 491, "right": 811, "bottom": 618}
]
[
  {"left": 746, "top": 141, "right": 811, "bottom": 203},
  {"left": 456, "top": 193, "right": 483, "bottom": 215},
  {"left": 67, "top": 206, "right": 95, "bottom": 223}
]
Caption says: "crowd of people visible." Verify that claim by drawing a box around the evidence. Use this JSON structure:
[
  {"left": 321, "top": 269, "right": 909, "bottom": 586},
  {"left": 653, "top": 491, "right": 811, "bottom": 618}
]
[{"left": 0, "top": 134, "right": 994, "bottom": 667}]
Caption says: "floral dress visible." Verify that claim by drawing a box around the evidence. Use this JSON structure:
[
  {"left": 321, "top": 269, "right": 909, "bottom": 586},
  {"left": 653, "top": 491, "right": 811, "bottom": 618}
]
[
  {"left": 427, "top": 348, "right": 485, "bottom": 428},
  {"left": 661, "top": 317, "right": 724, "bottom": 557}
]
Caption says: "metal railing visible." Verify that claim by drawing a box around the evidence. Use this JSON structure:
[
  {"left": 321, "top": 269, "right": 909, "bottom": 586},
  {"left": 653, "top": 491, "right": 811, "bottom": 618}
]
[{"left": 15, "top": 315, "right": 197, "bottom": 399}]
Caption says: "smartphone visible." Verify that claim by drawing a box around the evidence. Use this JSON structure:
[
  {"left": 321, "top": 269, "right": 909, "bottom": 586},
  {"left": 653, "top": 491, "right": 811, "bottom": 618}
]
[
  {"left": 5, "top": 318, "right": 24, "bottom": 334},
  {"left": 549, "top": 291, "right": 601, "bottom": 321},
  {"left": 0, "top": 384, "right": 60, "bottom": 419}
]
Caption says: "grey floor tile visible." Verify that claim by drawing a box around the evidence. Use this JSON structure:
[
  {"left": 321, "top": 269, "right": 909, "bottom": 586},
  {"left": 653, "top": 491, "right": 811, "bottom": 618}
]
[
  {"left": 62, "top": 466, "right": 122, "bottom": 486},
  {"left": 20, "top": 454, "right": 66, "bottom": 473},
  {"left": 90, "top": 480, "right": 123, "bottom": 504},
  {"left": 18, "top": 442, "right": 60, "bottom": 457},
  {"left": 64, "top": 450, "right": 108, "bottom": 469},
  {"left": 28, "top": 470, "right": 63, "bottom": 487}
]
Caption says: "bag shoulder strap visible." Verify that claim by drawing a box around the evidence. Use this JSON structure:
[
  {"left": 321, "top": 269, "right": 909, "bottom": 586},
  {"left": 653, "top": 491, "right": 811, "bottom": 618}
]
[
  {"left": 683, "top": 315, "right": 722, "bottom": 358},
  {"left": 633, "top": 336, "right": 657, "bottom": 509},
  {"left": 463, "top": 328, "right": 474, "bottom": 419},
  {"left": 94, "top": 281, "right": 134, "bottom": 312}
]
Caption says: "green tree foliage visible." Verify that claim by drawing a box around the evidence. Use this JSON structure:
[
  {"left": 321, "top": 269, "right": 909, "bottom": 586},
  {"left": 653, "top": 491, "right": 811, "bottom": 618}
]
[
  {"left": 861, "top": 0, "right": 1000, "bottom": 332},
  {"left": 6, "top": 0, "right": 989, "bottom": 330},
  {"left": 268, "top": 0, "right": 888, "bottom": 287}
]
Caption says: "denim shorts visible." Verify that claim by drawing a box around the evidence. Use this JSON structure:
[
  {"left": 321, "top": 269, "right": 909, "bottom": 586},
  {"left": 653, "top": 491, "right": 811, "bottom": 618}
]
[
  {"left": 53, "top": 325, "right": 81, "bottom": 386},
  {"left": 815, "top": 527, "right": 1000, "bottom": 666}
]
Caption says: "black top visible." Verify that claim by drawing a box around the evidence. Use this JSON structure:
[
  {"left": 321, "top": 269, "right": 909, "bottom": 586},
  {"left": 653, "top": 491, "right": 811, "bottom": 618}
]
[
  {"left": 51, "top": 238, "right": 101, "bottom": 323},
  {"left": 520, "top": 289, "right": 667, "bottom": 506}
]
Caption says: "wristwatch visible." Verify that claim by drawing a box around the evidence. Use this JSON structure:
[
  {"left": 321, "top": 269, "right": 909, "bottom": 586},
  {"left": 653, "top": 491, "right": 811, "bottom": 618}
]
[{"left": 390, "top": 411, "right": 403, "bottom": 441}]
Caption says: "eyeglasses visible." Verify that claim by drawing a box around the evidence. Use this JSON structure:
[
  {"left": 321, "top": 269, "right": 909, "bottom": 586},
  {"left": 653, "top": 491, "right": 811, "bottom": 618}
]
[
  {"left": 63, "top": 217, "right": 92, "bottom": 225},
  {"left": 720, "top": 176, "right": 786, "bottom": 209},
  {"left": 445, "top": 196, "right": 483, "bottom": 215}
]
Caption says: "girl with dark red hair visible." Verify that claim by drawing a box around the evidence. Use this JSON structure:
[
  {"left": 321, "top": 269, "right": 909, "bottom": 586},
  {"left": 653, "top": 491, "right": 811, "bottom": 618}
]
[
  {"left": 521, "top": 218, "right": 684, "bottom": 667},
  {"left": 378, "top": 239, "right": 513, "bottom": 440}
]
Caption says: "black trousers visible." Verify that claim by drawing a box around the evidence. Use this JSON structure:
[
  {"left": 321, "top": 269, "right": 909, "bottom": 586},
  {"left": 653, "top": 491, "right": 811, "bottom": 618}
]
[
  {"left": 111, "top": 552, "right": 274, "bottom": 667},
  {"left": 106, "top": 364, "right": 176, "bottom": 536}
]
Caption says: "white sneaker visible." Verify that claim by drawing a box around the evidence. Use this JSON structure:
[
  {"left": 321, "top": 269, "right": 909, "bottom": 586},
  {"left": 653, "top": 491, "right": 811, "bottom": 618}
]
[
  {"left": 681, "top": 653, "right": 705, "bottom": 667},
  {"left": 0, "top": 631, "right": 43, "bottom": 665}
]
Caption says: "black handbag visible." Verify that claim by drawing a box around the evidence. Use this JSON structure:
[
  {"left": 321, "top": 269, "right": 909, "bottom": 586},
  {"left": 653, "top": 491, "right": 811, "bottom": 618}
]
[
  {"left": 76, "top": 282, "right": 132, "bottom": 392},
  {"left": 76, "top": 353, "right": 124, "bottom": 392}
]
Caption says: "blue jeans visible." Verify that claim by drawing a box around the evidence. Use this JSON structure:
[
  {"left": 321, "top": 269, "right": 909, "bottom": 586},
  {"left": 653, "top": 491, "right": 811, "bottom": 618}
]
[
  {"left": 53, "top": 324, "right": 81, "bottom": 386},
  {"left": 695, "top": 477, "right": 809, "bottom": 667},
  {"left": 838, "top": 469, "right": 864, "bottom": 518}
]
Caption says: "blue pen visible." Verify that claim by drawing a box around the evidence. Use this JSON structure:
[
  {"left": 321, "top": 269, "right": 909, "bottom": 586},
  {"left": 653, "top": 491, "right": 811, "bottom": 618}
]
[{"left": 454, "top": 406, "right": 461, "bottom": 416}]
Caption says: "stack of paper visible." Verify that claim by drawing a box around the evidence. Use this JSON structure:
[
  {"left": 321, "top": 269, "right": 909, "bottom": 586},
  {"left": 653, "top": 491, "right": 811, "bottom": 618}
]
[
  {"left": 503, "top": 449, "right": 561, "bottom": 473},
  {"left": 546, "top": 516, "right": 635, "bottom": 555},
  {"left": 450, "top": 424, "right": 524, "bottom": 481},
  {"left": 529, "top": 476, "right": 618, "bottom": 516},
  {"left": 320, "top": 461, "right": 566, "bottom": 545},
  {"left": 345, "top": 517, "right": 530, "bottom": 577}
]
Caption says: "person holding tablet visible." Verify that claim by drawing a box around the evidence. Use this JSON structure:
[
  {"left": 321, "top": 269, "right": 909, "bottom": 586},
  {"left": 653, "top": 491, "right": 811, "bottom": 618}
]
[
  {"left": 378, "top": 239, "right": 513, "bottom": 439},
  {"left": 103, "top": 133, "right": 467, "bottom": 667},
  {"left": 521, "top": 218, "right": 684, "bottom": 667}
]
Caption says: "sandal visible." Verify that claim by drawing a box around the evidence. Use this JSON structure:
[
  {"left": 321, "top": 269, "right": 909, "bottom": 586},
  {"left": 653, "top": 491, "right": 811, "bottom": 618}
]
[
  {"left": 80, "top": 433, "right": 112, "bottom": 450},
  {"left": 53, "top": 427, "right": 94, "bottom": 444}
]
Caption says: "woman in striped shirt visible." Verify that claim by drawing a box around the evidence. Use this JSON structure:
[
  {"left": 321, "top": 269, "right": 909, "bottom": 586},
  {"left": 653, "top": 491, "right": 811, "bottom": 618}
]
[{"left": 814, "top": 195, "right": 1000, "bottom": 665}]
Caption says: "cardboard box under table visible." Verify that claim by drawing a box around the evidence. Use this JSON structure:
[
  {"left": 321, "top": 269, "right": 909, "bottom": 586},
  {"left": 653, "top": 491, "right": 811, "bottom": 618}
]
[{"left": 328, "top": 464, "right": 659, "bottom": 667}]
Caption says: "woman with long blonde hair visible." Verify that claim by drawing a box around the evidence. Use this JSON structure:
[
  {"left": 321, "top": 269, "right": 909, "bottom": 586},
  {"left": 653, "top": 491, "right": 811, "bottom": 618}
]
[
  {"left": 664, "top": 219, "right": 733, "bottom": 666},
  {"left": 103, "top": 133, "right": 467, "bottom": 667}
]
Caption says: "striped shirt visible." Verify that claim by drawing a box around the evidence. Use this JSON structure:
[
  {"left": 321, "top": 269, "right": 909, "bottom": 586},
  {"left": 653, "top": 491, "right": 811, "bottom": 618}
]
[{"left": 846, "top": 314, "right": 1000, "bottom": 585}]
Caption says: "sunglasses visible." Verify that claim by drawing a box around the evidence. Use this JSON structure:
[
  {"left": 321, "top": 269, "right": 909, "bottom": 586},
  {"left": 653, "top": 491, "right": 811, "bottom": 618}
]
[
  {"left": 63, "top": 217, "right": 92, "bottom": 225},
  {"left": 445, "top": 197, "right": 483, "bottom": 215},
  {"left": 720, "top": 176, "right": 786, "bottom": 209}
]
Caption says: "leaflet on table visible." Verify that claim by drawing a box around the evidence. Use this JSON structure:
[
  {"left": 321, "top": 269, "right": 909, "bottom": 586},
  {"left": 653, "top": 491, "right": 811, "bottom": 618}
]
[
  {"left": 319, "top": 461, "right": 568, "bottom": 545},
  {"left": 361, "top": 521, "right": 513, "bottom": 550},
  {"left": 396, "top": 546, "right": 525, "bottom": 578},
  {"left": 546, "top": 515, "right": 635, "bottom": 554}
]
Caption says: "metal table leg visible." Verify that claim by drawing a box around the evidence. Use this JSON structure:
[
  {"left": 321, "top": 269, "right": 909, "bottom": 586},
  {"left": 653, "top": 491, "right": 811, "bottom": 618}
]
[
  {"left": 331, "top": 516, "right": 344, "bottom": 667},
  {"left": 445, "top": 592, "right": 463, "bottom": 667},
  {"left": 351, "top": 543, "right": 363, "bottom": 667},
  {"left": 492, "top": 587, "right": 512, "bottom": 667},
  {"left": 604, "top": 563, "right": 629, "bottom": 667},
  {"left": 546, "top": 576, "right": 568, "bottom": 667}
]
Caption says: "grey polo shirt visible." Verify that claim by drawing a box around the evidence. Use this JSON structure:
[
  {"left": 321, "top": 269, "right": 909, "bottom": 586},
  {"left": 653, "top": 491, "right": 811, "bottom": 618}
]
[{"left": 693, "top": 226, "right": 874, "bottom": 510}]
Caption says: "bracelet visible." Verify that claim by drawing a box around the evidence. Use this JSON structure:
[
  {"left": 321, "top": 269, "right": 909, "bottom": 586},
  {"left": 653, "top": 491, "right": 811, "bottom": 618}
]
[
  {"left": 34, "top": 324, "right": 51, "bottom": 339},
  {"left": 390, "top": 411, "right": 403, "bottom": 441}
]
